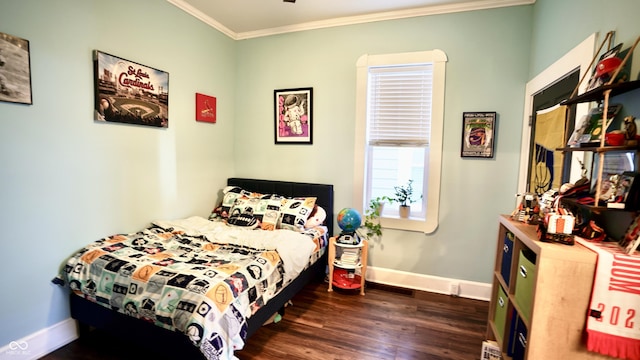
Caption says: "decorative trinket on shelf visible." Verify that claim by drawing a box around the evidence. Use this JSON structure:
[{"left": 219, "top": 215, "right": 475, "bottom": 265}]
[
  {"left": 511, "top": 192, "right": 541, "bottom": 224},
  {"left": 623, "top": 115, "right": 638, "bottom": 146}
]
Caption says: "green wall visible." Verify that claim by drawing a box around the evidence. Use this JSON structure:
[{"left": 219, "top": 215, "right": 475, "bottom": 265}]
[
  {"left": 0, "top": 0, "right": 236, "bottom": 347},
  {"left": 530, "top": 0, "right": 640, "bottom": 78},
  {"left": 234, "top": 6, "right": 533, "bottom": 281}
]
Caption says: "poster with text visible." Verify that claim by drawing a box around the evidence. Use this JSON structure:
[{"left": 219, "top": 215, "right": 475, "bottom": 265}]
[
  {"left": 461, "top": 112, "right": 496, "bottom": 158},
  {"left": 94, "top": 50, "right": 169, "bottom": 128}
]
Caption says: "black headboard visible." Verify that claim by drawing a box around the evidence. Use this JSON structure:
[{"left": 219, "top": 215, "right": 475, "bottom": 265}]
[{"left": 227, "top": 178, "right": 334, "bottom": 236}]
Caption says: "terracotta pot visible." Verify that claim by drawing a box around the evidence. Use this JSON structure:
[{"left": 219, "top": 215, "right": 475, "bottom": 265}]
[{"left": 399, "top": 205, "right": 410, "bottom": 218}]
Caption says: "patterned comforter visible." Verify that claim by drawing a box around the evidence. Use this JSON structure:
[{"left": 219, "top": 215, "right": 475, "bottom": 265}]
[{"left": 54, "top": 216, "right": 326, "bottom": 360}]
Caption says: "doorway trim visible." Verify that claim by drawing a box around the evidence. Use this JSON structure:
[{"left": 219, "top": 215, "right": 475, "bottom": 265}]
[{"left": 517, "top": 33, "right": 597, "bottom": 194}]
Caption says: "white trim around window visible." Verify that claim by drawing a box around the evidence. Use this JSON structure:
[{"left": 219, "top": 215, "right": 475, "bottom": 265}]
[{"left": 353, "top": 49, "right": 447, "bottom": 234}]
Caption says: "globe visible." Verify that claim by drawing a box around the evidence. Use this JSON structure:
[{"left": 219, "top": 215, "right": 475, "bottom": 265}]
[{"left": 337, "top": 208, "right": 362, "bottom": 232}]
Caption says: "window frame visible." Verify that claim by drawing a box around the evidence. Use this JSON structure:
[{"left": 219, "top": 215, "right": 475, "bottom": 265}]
[{"left": 353, "top": 50, "right": 447, "bottom": 234}]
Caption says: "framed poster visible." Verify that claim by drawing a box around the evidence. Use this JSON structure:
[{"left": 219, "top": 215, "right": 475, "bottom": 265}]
[
  {"left": 195, "top": 93, "right": 216, "bottom": 123},
  {"left": 274, "top": 87, "right": 313, "bottom": 144},
  {"left": 0, "top": 31, "right": 32, "bottom": 105},
  {"left": 94, "top": 50, "right": 169, "bottom": 128},
  {"left": 461, "top": 112, "right": 496, "bottom": 158}
]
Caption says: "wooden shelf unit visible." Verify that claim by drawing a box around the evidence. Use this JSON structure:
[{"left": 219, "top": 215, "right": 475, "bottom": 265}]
[
  {"left": 485, "top": 215, "right": 613, "bottom": 359},
  {"left": 558, "top": 32, "right": 640, "bottom": 204},
  {"left": 327, "top": 236, "right": 368, "bottom": 295}
]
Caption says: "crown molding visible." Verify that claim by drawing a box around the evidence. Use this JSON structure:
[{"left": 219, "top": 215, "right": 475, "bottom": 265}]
[
  {"left": 168, "top": 0, "right": 535, "bottom": 41},
  {"left": 167, "top": 0, "right": 238, "bottom": 40}
]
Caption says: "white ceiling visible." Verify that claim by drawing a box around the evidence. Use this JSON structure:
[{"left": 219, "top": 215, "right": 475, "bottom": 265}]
[{"left": 167, "top": 0, "right": 534, "bottom": 40}]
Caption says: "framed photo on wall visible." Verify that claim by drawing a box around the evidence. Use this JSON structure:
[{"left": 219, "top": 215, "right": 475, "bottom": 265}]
[
  {"left": 195, "top": 92, "right": 216, "bottom": 123},
  {"left": 0, "top": 31, "right": 32, "bottom": 105},
  {"left": 93, "top": 50, "right": 169, "bottom": 128},
  {"left": 461, "top": 112, "right": 496, "bottom": 158},
  {"left": 274, "top": 87, "right": 313, "bottom": 144}
]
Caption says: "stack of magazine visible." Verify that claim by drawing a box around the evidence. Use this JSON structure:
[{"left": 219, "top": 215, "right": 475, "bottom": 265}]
[{"left": 339, "top": 248, "right": 360, "bottom": 266}]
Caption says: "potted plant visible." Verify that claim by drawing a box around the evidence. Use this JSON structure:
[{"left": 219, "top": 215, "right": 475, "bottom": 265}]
[
  {"left": 358, "top": 196, "right": 391, "bottom": 239},
  {"left": 393, "top": 180, "right": 421, "bottom": 218}
]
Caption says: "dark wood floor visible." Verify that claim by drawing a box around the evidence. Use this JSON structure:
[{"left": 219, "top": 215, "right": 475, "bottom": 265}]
[{"left": 40, "top": 281, "right": 489, "bottom": 360}]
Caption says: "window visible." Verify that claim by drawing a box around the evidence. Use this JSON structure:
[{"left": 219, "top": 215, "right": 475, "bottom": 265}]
[{"left": 353, "top": 50, "right": 447, "bottom": 233}]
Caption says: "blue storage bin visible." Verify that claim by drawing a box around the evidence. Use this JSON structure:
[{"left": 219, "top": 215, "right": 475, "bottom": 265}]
[
  {"left": 506, "top": 308, "right": 517, "bottom": 357},
  {"left": 500, "top": 231, "right": 514, "bottom": 286},
  {"left": 512, "top": 313, "right": 528, "bottom": 360}
]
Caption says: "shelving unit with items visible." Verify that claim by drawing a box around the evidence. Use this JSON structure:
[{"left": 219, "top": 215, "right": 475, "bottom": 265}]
[
  {"left": 327, "top": 236, "right": 368, "bottom": 296},
  {"left": 486, "top": 30, "right": 640, "bottom": 360},
  {"left": 558, "top": 32, "right": 640, "bottom": 211},
  {"left": 485, "top": 215, "right": 610, "bottom": 359},
  {"left": 555, "top": 31, "right": 640, "bottom": 243}
]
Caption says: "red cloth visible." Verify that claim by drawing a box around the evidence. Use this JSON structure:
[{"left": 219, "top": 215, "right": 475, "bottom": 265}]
[{"left": 577, "top": 238, "right": 640, "bottom": 360}]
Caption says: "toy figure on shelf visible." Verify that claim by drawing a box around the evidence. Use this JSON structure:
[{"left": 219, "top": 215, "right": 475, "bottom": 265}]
[
  {"left": 511, "top": 192, "right": 542, "bottom": 224},
  {"left": 538, "top": 189, "right": 559, "bottom": 216},
  {"left": 624, "top": 116, "right": 637, "bottom": 146}
]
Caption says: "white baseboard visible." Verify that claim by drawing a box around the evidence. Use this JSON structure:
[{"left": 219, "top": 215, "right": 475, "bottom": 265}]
[
  {"left": 0, "top": 318, "right": 78, "bottom": 360},
  {"left": 365, "top": 266, "right": 492, "bottom": 301}
]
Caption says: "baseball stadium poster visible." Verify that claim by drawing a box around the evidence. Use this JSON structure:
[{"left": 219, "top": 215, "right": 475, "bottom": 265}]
[
  {"left": 94, "top": 50, "right": 169, "bottom": 128},
  {"left": 461, "top": 112, "right": 496, "bottom": 158}
]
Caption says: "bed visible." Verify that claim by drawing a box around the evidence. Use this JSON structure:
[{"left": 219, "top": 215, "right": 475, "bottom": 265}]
[{"left": 53, "top": 178, "right": 334, "bottom": 360}]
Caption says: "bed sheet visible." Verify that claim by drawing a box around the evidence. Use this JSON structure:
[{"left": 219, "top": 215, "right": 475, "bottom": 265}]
[{"left": 54, "top": 216, "right": 326, "bottom": 360}]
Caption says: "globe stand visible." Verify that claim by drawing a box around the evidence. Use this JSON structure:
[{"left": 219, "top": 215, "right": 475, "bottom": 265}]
[
  {"left": 335, "top": 208, "right": 364, "bottom": 281},
  {"left": 336, "top": 231, "right": 360, "bottom": 245}
]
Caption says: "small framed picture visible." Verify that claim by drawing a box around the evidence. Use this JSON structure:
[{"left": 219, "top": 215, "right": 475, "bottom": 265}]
[
  {"left": 607, "top": 171, "right": 640, "bottom": 210},
  {"left": 274, "top": 87, "right": 313, "bottom": 144},
  {"left": 461, "top": 112, "right": 496, "bottom": 158},
  {"left": 0, "top": 31, "right": 32, "bottom": 105},
  {"left": 195, "top": 93, "right": 216, "bottom": 123},
  {"left": 619, "top": 213, "right": 640, "bottom": 254}
]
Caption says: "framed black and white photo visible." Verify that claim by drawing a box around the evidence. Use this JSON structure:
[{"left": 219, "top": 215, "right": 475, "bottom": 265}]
[
  {"left": 461, "top": 112, "right": 496, "bottom": 158},
  {"left": 274, "top": 87, "right": 313, "bottom": 144},
  {"left": 0, "top": 31, "right": 32, "bottom": 105}
]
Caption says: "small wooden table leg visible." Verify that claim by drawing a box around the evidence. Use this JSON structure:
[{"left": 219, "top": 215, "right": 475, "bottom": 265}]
[{"left": 327, "top": 236, "right": 336, "bottom": 292}]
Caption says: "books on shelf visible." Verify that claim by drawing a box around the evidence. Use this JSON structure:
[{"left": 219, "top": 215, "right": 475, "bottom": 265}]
[
  {"left": 338, "top": 248, "right": 360, "bottom": 265},
  {"left": 577, "top": 104, "right": 622, "bottom": 146}
]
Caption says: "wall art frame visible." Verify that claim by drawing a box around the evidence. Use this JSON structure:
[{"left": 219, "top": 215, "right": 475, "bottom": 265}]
[
  {"left": 274, "top": 87, "right": 313, "bottom": 144},
  {"left": 461, "top": 112, "right": 496, "bottom": 158},
  {"left": 195, "top": 92, "right": 216, "bottom": 123},
  {"left": 93, "top": 50, "right": 169, "bottom": 128},
  {"left": 0, "top": 31, "right": 32, "bottom": 105}
]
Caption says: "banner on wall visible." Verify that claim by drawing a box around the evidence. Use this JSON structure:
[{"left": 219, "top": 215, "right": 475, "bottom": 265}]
[{"left": 529, "top": 104, "right": 567, "bottom": 195}]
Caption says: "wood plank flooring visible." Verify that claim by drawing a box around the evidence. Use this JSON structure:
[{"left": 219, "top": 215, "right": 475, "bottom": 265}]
[{"left": 40, "top": 281, "right": 489, "bottom": 360}]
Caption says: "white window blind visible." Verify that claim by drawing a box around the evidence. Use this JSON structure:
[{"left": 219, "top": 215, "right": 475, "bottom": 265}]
[{"left": 367, "top": 64, "right": 433, "bottom": 147}]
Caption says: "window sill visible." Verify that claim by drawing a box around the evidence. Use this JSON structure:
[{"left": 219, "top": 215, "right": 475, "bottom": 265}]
[{"left": 380, "top": 216, "right": 437, "bottom": 234}]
